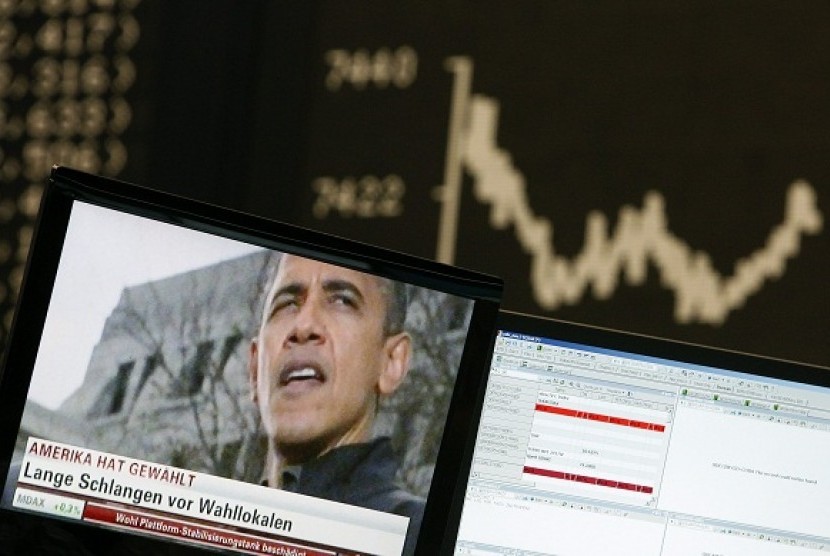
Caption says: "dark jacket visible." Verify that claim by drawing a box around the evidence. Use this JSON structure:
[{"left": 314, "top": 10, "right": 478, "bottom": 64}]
[{"left": 282, "top": 436, "right": 425, "bottom": 555}]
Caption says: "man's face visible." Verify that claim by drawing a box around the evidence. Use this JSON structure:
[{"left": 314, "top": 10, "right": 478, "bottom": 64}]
[{"left": 249, "top": 255, "right": 410, "bottom": 463}]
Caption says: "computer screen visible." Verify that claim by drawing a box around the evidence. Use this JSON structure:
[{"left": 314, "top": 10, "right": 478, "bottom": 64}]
[
  {"left": 449, "top": 310, "right": 830, "bottom": 555},
  {"left": 0, "top": 166, "right": 502, "bottom": 556}
]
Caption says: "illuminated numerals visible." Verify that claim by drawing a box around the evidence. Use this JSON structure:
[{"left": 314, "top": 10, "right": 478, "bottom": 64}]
[
  {"left": 0, "top": 0, "right": 140, "bottom": 335},
  {"left": 0, "top": 20, "right": 17, "bottom": 58},
  {"left": 324, "top": 46, "right": 418, "bottom": 91},
  {"left": 312, "top": 175, "right": 405, "bottom": 219},
  {"left": 87, "top": 12, "right": 116, "bottom": 52}
]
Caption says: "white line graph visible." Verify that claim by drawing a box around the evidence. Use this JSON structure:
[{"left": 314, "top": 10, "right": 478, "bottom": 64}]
[{"left": 435, "top": 57, "right": 824, "bottom": 324}]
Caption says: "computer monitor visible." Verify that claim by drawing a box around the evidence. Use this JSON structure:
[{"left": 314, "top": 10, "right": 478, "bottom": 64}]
[
  {"left": 0, "top": 166, "right": 502, "bottom": 556},
  {"left": 447, "top": 310, "right": 830, "bottom": 555}
]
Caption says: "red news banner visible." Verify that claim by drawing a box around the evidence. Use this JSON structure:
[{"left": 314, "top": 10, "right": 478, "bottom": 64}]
[{"left": 11, "top": 437, "right": 408, "bottom": 556}]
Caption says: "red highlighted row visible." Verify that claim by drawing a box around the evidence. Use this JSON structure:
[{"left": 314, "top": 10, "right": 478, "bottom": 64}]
[
  {"left": 524, "top": 466, "right": 654, "bottom": 494},
  {"left": 84, "top": 504, "right": 334, "bottom": 556},
  {"left": 535, "top": 404, "right": 666, "bottom": 432}
]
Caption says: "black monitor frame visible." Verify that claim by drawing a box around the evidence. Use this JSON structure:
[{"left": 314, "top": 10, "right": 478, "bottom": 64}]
[
  {"left": 0, "top": 166, "right": 503, "bottom": 556},
  {"left": 440, "top": 309, "right": 830, "bottom": 553}
]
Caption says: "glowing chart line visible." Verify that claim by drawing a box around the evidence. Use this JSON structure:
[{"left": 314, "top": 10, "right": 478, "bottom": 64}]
[{"left": 436, "top": 58, "right": 824, "bottom": 324}]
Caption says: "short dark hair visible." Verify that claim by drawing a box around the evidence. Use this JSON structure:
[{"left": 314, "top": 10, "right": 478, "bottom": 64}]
[
  {"left": 380, "top": 278, "right": 409, "bottom": 336},
  {"left": 265, "top": 254, "right": 409, "bottom": 336}
]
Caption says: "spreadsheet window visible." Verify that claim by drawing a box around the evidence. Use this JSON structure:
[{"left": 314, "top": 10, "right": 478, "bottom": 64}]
[{"left": 454, "top": 331, "right": 830, "bottom": 555}]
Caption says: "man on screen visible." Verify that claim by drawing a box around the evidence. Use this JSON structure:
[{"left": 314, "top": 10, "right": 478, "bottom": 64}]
[{"left": 248, "top": 254, "right": 424, "bottom": 552}]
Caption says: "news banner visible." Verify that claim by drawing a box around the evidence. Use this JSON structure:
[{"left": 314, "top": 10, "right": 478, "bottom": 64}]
[{"left": 9, "top": 437, "right": 409, "bottom": 555}]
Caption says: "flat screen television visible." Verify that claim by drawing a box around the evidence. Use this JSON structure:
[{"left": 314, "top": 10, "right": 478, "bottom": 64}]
[
  {"left": 0, "top": 166, "right": 502, "bottom": 556},
  {"left": 445, "top": 310, "right": 830, "bottom": 555}
]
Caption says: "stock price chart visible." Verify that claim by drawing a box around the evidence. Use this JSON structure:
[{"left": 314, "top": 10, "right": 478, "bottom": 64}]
[
  {"left": 284, "top": 2, "right": 829, "bottom": 367},
  {"left": 2, "top": 2, "right": 828, "bottom": 369}
]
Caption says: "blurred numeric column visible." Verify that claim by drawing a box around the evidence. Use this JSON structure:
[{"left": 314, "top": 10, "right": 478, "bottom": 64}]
[{"left": 0, "top": 0, "right": 140, "bottom": 351}]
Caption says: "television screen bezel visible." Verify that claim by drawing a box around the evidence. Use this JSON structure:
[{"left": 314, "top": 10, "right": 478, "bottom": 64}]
[
  {"left": 439, "top": 308, "right": 830, "bottom": 552},
  {"left": 0, "top": 165, "right": 503, "bottom": 556}
]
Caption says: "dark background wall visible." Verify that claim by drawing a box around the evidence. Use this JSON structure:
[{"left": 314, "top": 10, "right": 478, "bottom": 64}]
[{"left": 1, "top": 1, "right": 828, "bottom": 368}]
